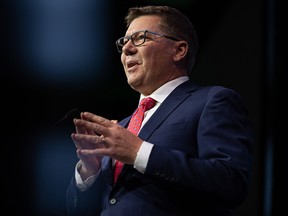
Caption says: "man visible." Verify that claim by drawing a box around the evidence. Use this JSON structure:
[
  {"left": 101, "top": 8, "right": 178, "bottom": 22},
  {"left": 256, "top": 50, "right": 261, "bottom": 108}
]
[{"left": 66, "top": 5, "right": 253, "bottom": 216}]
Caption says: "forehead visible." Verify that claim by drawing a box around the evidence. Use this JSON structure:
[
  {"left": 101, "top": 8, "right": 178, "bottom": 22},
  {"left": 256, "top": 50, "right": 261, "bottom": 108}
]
[{"left": 126, "top": 16, "right": 162, "bottom": 35}]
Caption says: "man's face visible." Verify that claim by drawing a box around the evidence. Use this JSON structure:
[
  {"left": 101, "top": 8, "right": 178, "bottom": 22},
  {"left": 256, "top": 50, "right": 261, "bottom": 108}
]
[{"left": 121, "top": 16, "right": 177, "bottom": 95}]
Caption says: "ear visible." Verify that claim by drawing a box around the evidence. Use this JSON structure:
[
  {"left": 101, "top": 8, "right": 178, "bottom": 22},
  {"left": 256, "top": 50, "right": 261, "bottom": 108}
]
[{"left": 173, "top": 41, "right": 188, "bottom": 62}]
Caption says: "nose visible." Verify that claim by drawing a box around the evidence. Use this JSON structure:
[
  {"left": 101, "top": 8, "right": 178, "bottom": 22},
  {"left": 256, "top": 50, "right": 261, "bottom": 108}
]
[{"left": 122, "top": 39, "right": 137, "bottom": 54}]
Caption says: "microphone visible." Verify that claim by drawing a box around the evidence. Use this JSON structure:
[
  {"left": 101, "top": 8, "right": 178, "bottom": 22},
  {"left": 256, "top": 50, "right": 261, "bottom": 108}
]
[{"left": 50, "top": 107, "right": 81, "bottom": 129}]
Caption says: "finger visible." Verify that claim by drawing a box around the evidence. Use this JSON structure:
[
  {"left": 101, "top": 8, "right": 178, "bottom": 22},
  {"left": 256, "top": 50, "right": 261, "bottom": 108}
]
[
  {"left": 74, "top": 118, "right": 100, "bottom": 134},
  {"left": 73, "top": 112, "right": 96, "bottom": 135},
  {"left": 74, "top": 118, "right": 88, "bottom": 134},
  {"left": 73, "top": 120, "right": 87, "bottom": 134},
  {"left": 71, "top": 133, "right": 105, "bottom": 149},
  {"left": 111, "top": 119, "right": 118, "bottom": 124},
  {"left": 80, "top": 112, "right": 98, "bottom": 135},
  {"left": 76, "top": 149, "right": 103, "bottom": 161},
  {"left": 71, "top": 133, "right": 86, "bottom": 148},
  {"left": 76, "top": 115, "right": 114, "bottom": 137},
  {"left": 79, "top": 148, "right": 108, "bottom": 156},
  {"left": 81, "top": 116, "right": 96, "bottom": 135},
  {"left": 72, "top": 139, "right": 82, "bottom": 148},
  {"left": 82, "top": 112, "right": 114, "bottom": 127}
]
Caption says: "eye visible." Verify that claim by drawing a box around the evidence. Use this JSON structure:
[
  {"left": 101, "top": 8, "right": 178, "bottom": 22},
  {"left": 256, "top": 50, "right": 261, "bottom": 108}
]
[{"left": 132, "top": 32, "right": 145, "bottom": 43}]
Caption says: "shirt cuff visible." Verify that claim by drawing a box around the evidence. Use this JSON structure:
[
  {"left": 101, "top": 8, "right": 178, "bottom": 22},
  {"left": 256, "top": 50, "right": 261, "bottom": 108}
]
[
  {"left": 133, "top": 141, "right": 154, "bottom": 174},
  {"left": 75, "top": 161, "right": 100, "bottom": 191}
]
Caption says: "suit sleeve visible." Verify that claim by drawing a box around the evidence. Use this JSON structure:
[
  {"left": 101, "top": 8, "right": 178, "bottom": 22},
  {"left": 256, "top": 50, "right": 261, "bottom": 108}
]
[
  {"left": 145, "top": 87, "right": 254, "bottom": 208},
  {"left": 66, "top": 172, "right": 105, "bottom": 216}
]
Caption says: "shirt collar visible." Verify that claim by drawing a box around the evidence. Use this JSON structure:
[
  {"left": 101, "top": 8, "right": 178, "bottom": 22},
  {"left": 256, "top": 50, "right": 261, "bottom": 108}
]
[{"left": 139, "top": 76, "right": 189, "bottom": 104}]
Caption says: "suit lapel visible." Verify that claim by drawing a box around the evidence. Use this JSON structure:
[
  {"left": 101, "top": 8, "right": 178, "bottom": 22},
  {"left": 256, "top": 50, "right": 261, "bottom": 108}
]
[
  {"left": 138, "top": 80, "right": 197, "bottom": 140},
  {"left": 112, "top": 81, "right": 198, "bottom": 185}
]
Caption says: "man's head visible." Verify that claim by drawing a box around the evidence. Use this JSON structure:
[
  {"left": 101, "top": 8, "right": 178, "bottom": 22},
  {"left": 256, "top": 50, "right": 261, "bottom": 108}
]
[
  {"left": 116, "top": 5, "right": 198, "bottom": 95},
  {"left": 124, "top": 6, "right": 198, "bottom": 71}
]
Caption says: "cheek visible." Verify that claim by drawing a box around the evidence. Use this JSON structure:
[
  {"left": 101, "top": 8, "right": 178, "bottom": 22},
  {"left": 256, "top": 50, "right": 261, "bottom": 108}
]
[
  {"left": 141, "top": 49, "right": 158, "bottom": 67},
  {"left": 121, "top": 54, "right": 125, "bottom": 65}
]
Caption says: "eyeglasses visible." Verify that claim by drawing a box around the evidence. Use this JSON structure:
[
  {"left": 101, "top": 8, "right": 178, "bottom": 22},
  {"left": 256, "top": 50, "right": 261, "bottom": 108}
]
[{"left": 115, "top": 30, "right": 179, "bottom": 53}]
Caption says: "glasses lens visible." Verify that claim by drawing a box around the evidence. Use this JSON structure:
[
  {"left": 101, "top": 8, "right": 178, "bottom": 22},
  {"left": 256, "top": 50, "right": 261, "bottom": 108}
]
[
  {"left": 116, "top": 31, "right": 147, "bottom": 52},
  {"left": 116, "top": 38, "right": 123, "bottom": 47},
  {"left": 116, "top": 37, "right": 125, "bottom": 52},
  {"left": 131, "top": 31, "right": 145, "bottom": 46}
]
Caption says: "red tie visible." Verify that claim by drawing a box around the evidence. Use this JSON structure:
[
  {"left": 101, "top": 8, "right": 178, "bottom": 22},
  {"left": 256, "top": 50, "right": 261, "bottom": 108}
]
[{"left": 113, "top": 97, "right": 156, "bottom": 183}]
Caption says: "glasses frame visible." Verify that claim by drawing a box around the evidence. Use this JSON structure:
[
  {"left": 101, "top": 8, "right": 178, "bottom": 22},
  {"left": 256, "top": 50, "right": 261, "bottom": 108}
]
[{"left": 115, "top": 30, "right": 179, "bottom": 53}]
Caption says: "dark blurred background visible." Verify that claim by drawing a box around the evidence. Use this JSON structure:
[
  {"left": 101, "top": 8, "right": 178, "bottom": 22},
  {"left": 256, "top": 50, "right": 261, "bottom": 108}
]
[{"left": 1, "top": 0, "right": 286, "bottom": 215}]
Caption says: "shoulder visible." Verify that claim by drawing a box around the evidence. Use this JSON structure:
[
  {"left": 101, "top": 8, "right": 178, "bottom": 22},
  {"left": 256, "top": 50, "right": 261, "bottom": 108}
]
[
  {"left": 178, "top": 82, "right": 245, "bottom": 108},
  {"left": 180, "top": 81, "right": 241, "bottom": 98}
]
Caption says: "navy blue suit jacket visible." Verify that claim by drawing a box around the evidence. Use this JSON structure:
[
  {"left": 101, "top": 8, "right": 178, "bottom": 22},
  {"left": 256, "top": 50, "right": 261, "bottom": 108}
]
[{"left": 66, "top": 80, "right": 253, "bottom": 216}]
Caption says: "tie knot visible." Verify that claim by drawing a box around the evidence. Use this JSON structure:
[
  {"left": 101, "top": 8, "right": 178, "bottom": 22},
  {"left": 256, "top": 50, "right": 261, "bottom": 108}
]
[{"left": 140, "top": 97, "right": 156, "bottom": 112}]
